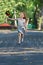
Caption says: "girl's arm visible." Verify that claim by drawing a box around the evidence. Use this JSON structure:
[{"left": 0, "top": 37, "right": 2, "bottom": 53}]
[
  {"left": 8, "top": 18, "right": 18, "bottom": 21},
  {"left": 25, "top": 18, "right": 29, "bottom": 26},
  {"left": 24, "top": 18, "right": 29, "bottom": 30}
]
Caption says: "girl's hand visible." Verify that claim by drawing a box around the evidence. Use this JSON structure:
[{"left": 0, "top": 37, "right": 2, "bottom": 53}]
[{"left": 7, "top": 18, "right": 15, "bottom": 20}]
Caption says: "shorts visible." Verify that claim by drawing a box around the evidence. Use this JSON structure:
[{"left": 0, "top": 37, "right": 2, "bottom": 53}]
[{"left": 18, "top": 26, "right": 25, "bottom": 34}]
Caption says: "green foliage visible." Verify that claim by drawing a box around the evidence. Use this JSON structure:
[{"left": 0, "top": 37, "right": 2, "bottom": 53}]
[
  {"left": 0, "top": 0, "right": 43, "bottom": 24},
  {"left": 15, "top": 2, "right": 26, "bottom": 12},
  {"left": 0, "top": 0, "right": 15, "bottom": 23}
]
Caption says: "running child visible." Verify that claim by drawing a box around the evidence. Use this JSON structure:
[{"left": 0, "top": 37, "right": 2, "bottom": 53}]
[{"left": 8, "top": 12, "right": 28, "bottom": 44}]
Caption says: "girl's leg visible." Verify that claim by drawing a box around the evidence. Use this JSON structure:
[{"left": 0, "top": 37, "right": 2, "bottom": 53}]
[
  {"left": 18, "top": 33, "right": 21, "bottom": 43},
  {"left": 21, "top": 28, "right": 25, "bottom": 42},
  {"left": 21, "top": 33, "right": 24, "bottom": 42}
]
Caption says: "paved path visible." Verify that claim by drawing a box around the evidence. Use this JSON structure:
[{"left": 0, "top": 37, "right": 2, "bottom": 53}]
[
  {"left": 0, "top": 30, "right": 43, "bottom": 65},
  {"left": 0, "top": 31, "right": 43, "bottom": 48},
  {"left": 0, "top": 53, "right": 43, "bottom": 65}
]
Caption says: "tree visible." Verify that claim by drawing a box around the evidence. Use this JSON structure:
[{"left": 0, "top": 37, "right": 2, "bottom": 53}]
[{"left": 0, "top": 0, "right": 43, "bottom": 26}]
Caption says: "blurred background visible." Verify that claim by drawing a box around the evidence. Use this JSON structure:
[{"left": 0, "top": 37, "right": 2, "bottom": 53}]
[{"left": 0, "top": 0, "right": 43, "bottom": 30}]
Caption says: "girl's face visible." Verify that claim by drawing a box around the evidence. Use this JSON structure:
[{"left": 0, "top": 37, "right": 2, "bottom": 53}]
[{"left": 20, "top": 12, "right": 24, "bottom": 18}]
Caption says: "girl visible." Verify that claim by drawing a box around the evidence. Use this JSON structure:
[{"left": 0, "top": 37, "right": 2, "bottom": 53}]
[
  {"left": 18, "top": 12, "right": 27, "bottom": 43},
  {"left": 8, "top": 12, "right": 27, "bottom": 44}
]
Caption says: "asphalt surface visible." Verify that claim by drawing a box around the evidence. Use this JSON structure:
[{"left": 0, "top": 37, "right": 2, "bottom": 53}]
[
  {"left": 0, "top": 31, "right": 43, "bottom": 65},
  {"left": 0, "top": 31, "right": 43, "bottom": 48},
  {"left": 0, "top": 53, "right": 43, "bottom": 65}
]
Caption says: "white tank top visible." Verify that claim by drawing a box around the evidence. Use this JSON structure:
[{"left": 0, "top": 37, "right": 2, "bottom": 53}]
[{"left": 18, "top": 18, "right": 25, "bottom": 27}]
